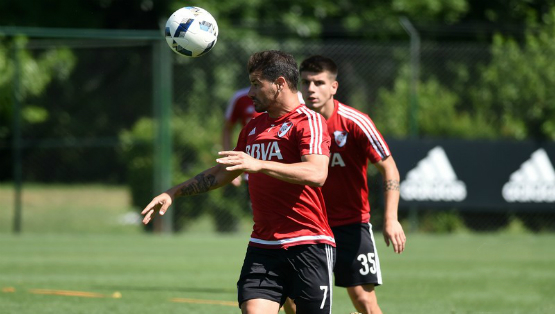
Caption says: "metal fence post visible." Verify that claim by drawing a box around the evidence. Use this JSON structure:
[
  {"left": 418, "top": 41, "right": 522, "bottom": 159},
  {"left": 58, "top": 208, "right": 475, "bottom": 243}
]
[
  {"left": 11, "top": 41, "right": 23, "bottom": 234},
  {"left": 399, "top": 16, "right": 420, "bottom": 137},
  {"left": 152, "top": 39, "right": 173, "bottom": 234},
  {"left": 400, "top": 17, "right": 421, "bottom": 232}
]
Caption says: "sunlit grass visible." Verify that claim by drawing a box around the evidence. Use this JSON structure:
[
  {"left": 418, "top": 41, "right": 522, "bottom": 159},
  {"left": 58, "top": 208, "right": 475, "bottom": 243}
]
[
  {"left": 1, "top": 233, "right": 554, "bottom": 314},
  {"left": 0, "top": 183, "right": 141, "bottom": 234},
  {"left": 1, "top": 184, "right": 554, "bottom": 313}
]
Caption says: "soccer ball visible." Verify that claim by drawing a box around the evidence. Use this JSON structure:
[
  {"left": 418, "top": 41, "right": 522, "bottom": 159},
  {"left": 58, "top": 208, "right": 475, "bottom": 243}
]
[{"left": 164, "top": 6, "right": 218, "bottom": 57}]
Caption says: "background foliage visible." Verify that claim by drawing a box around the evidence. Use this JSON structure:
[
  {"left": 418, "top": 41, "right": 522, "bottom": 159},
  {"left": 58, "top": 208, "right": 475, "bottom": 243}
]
[
  {"left": 1, "top": 4, "right": 553, "bottom": 314},
  {"left": 2, "top": 1, "right": 555, "bottom": 233}
]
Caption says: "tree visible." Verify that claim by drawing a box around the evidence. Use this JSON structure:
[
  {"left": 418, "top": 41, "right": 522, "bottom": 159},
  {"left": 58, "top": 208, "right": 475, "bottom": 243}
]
[
  {"left": 0, "top": 37, "right": 76, "bottom": 179},
  {"left": 469, "top": 7, "right": 555, "bottom": 140},
  {"left": 177, "top": 0, "right": 469, "bottom": 40},
  {"left": 0, "top": 0, "right": 170, "bottom": 29},
  {"left": 375, "top": 64, "right": 496, "bottom": 138}
]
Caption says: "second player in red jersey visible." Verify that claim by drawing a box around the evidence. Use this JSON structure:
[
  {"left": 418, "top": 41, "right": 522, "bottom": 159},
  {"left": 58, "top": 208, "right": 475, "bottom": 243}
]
[
  {"left": 296, "top": 55, "right": 407, "bottom": 314},
  {"left": 224, "top": 87, "right": 259, "bottom": 128},
  {"left": 324, "top": 100, "right": 391, "bottom": 227}
]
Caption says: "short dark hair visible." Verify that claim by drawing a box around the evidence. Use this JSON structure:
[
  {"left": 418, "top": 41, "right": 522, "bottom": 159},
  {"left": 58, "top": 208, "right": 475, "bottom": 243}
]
[
  {"left": 299, "top": 55, "right": 338, "bottom": 79},
  {"left": 247, "top": 50, "right": 299, "bottom": 91}
]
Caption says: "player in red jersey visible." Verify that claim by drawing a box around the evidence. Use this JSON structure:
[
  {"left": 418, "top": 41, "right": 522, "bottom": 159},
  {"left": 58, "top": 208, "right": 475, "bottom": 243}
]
[
  {"left": 142, "top": 50, "right": 335, "bottom": 314},
  {"left": 222, "top": 88, "right": 305, "bottom": 186},
  {"left": 296, "top": 55, "right": 407, "bottom": 314}
]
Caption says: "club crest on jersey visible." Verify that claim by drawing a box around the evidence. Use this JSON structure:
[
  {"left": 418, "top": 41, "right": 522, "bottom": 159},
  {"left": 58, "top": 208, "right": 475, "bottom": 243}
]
[
  {"left": 333, "top": 131, "right": 348, "bottom": 147},
  {"left": 278, "top": 122, "right": 293, "bottom": 137}
]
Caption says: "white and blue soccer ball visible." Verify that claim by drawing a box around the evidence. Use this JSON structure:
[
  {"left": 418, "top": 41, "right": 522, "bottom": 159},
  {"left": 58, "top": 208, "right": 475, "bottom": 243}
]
[{"left": 165, "top": 6, "right": 218, "bottom": 57}]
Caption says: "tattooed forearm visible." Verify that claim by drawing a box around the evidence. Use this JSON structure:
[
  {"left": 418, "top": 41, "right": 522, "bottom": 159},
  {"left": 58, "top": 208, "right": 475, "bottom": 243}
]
[
  {"left": 180, "top": 173, "right": 217, "bottom": 196},
  {"left": 384, "top": 179, "right": 400, "bottom": 191}
]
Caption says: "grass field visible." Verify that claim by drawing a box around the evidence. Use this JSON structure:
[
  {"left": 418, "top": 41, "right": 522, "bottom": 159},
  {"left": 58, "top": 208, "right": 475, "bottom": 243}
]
[
  {"left": 1, "top": 233, "right": 554, "bottom": 313},
  {"left": 1, "top": 185, "right": 554, "bottom": 313},
  {"left": 0, "top": 184, "right": 141, "bottom": 234}
]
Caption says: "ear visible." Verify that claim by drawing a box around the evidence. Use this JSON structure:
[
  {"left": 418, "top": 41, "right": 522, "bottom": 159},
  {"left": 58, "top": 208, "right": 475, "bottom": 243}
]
[
  {"left": 331, "top": 80, "right": 339, "bottom": 96},
  {"left": 274, "top": 76, "right": 287, "bottom": 91}
]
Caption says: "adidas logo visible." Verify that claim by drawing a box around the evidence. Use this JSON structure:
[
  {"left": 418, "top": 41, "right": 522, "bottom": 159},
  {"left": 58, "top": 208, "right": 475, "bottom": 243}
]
[
  {"left": 400, "top": 146, "right": 467, "bottom": 202},
  {"left": 248, "top": 127, "right": 256, "bottom": 136},
  {"left": 502, "top": 148, "right": 555, "bottom": 203}
]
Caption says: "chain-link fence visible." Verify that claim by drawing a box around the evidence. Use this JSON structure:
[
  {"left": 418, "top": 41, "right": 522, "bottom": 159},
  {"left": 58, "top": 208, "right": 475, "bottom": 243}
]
[{"left": 1, "top": 27, "right": 554, "bottom": 234}]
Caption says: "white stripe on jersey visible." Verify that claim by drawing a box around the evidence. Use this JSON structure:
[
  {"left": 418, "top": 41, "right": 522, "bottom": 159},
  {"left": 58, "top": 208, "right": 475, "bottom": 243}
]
[
  {"left": 225, "top": 87, "right": 250, "bottom": 120},
  {"left": 313, "top": 110, "right": 323, "bottom": 155},
  {"left": 337, "top": 103, "right": 390, "bottom": 158},
  {"left": 297, "top": 107, "right": 324, "bottom": 155},
  {"left": 298, "top": 107, "right": 314, "bottom": 154},
  {"left": 249, "top": 234, "right": 335, "bottom": 246}
]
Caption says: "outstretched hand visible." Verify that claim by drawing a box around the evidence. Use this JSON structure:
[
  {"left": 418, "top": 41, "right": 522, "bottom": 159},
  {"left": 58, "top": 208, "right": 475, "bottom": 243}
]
[
  {"left": 141, "top": 193, "right": 172, "bottom": 225},
  {"left": 383, "top": 220, "right": 406, "bottom": 254}
]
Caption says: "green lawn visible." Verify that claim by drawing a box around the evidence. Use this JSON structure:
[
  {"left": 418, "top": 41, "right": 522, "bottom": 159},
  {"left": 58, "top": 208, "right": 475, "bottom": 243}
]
[
  {"left": 1, "top": 184, "right": 554, "bottom": 313},
  {"left": 1, "top": 233, "right": 554, "bottom": 314},
  {"left": 0, "top": 184, "right": 142, "bottom": 235}
]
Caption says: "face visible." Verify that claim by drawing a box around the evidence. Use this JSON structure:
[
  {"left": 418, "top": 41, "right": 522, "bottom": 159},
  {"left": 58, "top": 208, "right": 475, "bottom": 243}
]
[
  {"left": 248, "top": 71, "right": 277, "bottom": 113},
  {"left": 300, "top": 71, "right": 338, "bottom": 112}
]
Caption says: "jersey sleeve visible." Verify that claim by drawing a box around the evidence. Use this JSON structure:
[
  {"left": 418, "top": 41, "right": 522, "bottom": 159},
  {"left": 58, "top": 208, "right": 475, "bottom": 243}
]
[
  {"left": 352, "top": 113, "right": 391, "bottom": 163},
  {"left": 296, "top": 107, "right": 330, "bottom": 157},
  {"left": 233, "top": 123, "right": 249, "bottom": 152},
  {"left": 225, "top": 97, "right": 241, "bottom": 125}
]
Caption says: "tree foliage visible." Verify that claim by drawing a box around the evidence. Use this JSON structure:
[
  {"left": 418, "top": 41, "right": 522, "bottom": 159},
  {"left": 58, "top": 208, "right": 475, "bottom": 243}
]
[
  {"left": 375, "top": 65, "right": 497, "bottom": 139},
  {"left": 375, "top": 5, "right": 555, "bottom": 140},
  {"left": 469, "top": 7, "right": 555, "bottom": 140},
  {"left": 2, "top": 0, "right": 555, "bottom": 175},
  {"left": 120, "top": 111, "right": 249, "bottom": 232},
  {"left": 3, "top": 0, "right": 555, "bottom": 233},
  {"left": 0, "top": 38, "right": 76, "bottom": 179},
  {"left": 179, "top": 0, "right": 469, "bottom": 39}
]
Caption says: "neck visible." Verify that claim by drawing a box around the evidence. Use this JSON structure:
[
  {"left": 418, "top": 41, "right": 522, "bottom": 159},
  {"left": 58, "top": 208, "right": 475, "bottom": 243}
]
[
  {"left": 267, "top": 91, "right": 300, "bottom": 118},
  {"left": 318, "top": 98, "right": 335, "bottom": 120}
]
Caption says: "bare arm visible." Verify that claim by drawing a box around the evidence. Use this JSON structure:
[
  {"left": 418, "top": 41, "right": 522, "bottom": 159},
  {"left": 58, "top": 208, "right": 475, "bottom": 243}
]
[
  {"left": 373, "top": 156, "right": 406, "bottom": 253},
  {"left": 141, "top": 164, "right": 241, "bottom": 224},
  {"left": 217, "top": 151, "right": 329, "bottom": 187}
]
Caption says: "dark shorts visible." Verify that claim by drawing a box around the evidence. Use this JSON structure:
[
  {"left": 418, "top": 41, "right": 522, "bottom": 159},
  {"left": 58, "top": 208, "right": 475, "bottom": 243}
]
[
  {"left": 237, "top": 243, "right": 335, "bottom": 313},
  {"left": 331, "top": 223, "right": 382, "bottom": 287}
]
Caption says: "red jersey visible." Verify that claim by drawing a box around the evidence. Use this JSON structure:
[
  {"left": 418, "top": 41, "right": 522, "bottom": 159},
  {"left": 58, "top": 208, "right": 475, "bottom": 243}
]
[
  {"left": 234, "top": 104, "right": 335, "bottom": 249},
  {"left": 225, "top": 87, "right": 260, "bottom": 127},
  {"left": 323, "top": 100, "right": 391, "bottom": 227}
]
